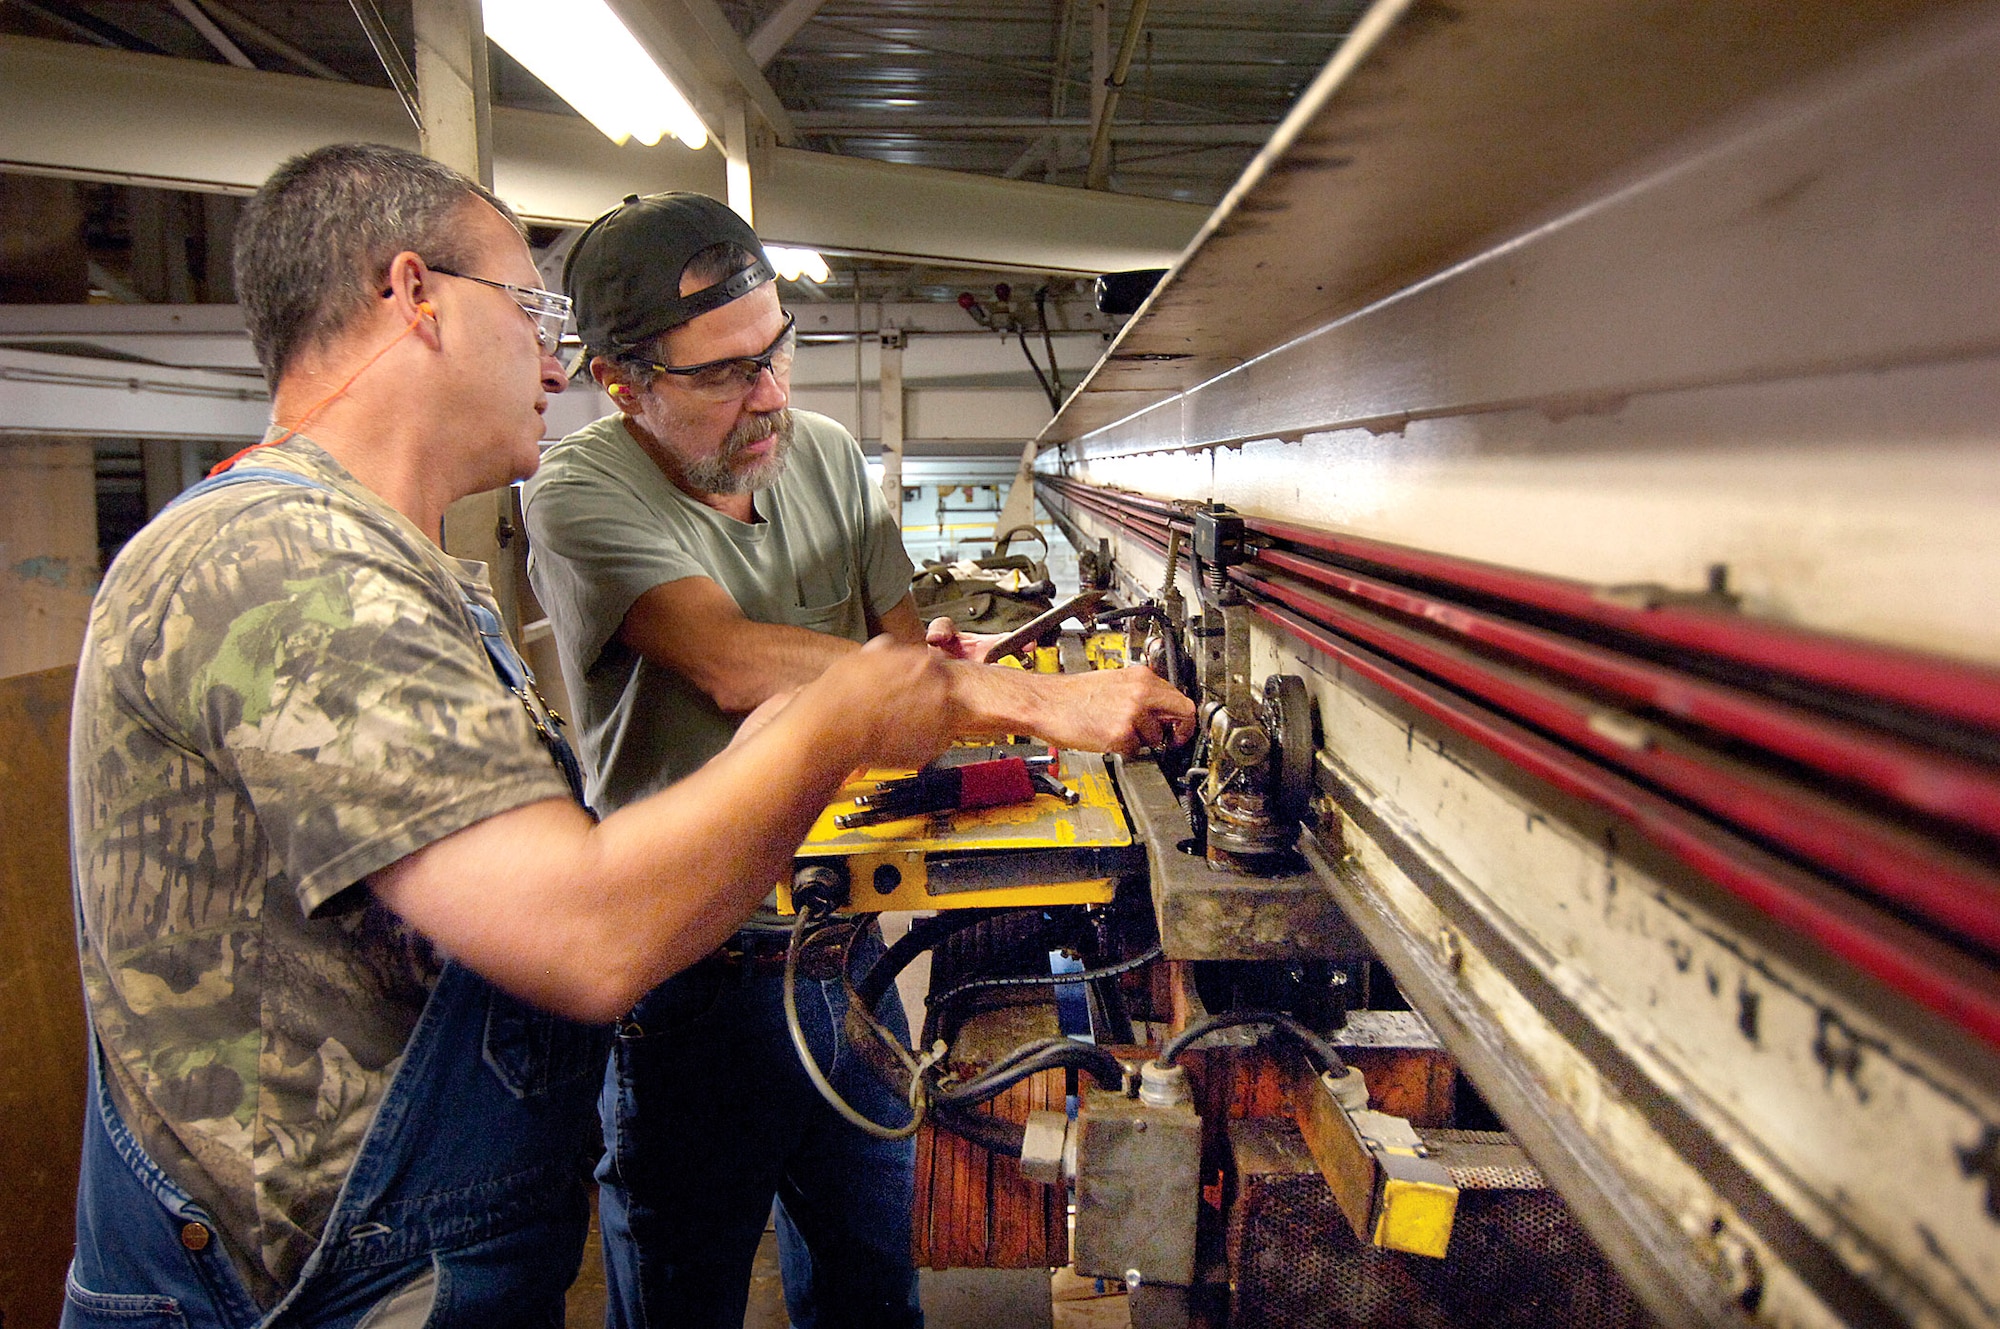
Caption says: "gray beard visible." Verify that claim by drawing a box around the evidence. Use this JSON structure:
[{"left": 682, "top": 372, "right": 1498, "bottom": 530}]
[{"left": 682, "top": 408, "right": 794, "bottom": 495}]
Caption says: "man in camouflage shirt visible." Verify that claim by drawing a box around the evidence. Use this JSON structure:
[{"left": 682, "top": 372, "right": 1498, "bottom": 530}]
[{"left": 65, "top": 143, "right": 966, "bottom": 1327}]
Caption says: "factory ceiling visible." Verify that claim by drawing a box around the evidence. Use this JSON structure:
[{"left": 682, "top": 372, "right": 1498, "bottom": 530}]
[{"left": 0, "top": 0, "right": 1365, "bottom": 304}]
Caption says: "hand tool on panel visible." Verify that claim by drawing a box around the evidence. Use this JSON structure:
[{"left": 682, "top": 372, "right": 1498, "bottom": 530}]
[
  {"left": 835, "top": 752, "right": 1062, "bottom": 827},
  {"left": 983, "top": 589, "right": 1109, "bottom": 663}
]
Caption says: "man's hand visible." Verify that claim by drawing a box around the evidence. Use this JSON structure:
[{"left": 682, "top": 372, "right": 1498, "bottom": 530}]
[
  {"left": 809, "top": 635, "right": 960, "bottom": 770},
  {"left": 945, "top": 659, "right": 1196, "bottom": 757},
  {"left": 1036, "top": 665, "right": 1197, "bottom": 755},
  {"left": 924, "top": 615, "right": 1009, "bottom": 665}
]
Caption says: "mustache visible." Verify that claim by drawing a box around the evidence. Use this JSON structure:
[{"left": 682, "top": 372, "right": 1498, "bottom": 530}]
[{"left": 723, "top": 409, "right": 786, "bottom": 456}]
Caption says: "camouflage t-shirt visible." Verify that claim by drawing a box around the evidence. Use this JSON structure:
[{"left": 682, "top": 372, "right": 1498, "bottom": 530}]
[{"left": 69, "top": 439, "right": 574, "bottom": 1306}]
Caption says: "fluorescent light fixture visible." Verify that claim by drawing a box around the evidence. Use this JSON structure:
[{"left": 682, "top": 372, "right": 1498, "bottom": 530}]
[
  {"left": 484, "top": 0, "right": 708, "bottom": 150},
  {"left": 766, "top": 246, "right": 830, "bottom": 284}
]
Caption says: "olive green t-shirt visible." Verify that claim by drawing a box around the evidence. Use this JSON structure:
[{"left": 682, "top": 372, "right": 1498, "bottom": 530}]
[
  {"left": 69, "top": 439, "right": 573, "bottom": 1303},
  {"left": 521, "top": 409, "right": 912, "bottom": 814}
]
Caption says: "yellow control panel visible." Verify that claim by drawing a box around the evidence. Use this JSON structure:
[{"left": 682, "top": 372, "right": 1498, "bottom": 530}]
[{"left": 781, "top": 746, "right": 1141, "bottom": 913}]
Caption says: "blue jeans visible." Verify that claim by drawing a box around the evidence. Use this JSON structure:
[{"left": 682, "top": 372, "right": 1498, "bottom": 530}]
[
  {"left": 597, "top": 934, "right": 924, "bottom": 1329},
  {"left": 66, "top": 962, "right": 606, "bottom": 1328}
]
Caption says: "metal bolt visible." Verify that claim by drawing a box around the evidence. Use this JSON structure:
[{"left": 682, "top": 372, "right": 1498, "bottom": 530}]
[{"left": 1437, "top": 924, "right": 1464, "bottom": 976}]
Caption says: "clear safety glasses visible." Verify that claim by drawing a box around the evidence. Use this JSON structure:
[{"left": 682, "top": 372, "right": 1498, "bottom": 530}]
[{"left": 427, "top": 265, "right": 573, "bottom": 355}]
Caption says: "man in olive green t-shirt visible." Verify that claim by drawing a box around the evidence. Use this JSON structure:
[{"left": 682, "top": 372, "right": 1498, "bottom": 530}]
[{"left": 521, "top": 192, "right": 1193, "bottom": 1329}]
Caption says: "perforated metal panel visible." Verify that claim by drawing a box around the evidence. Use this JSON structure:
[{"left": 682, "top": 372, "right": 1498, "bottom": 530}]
[{"left": 1225, "top": 1120, "right": 1654, "bottom": 1329}]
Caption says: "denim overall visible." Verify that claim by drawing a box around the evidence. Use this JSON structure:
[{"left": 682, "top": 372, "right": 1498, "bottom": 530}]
[{"left": 65, "top": 469, "right": 607, "bottom": 1328}]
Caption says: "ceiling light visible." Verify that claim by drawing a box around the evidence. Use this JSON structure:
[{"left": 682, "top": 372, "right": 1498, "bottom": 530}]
[
  {"left": 767, "top": 246, "right": 831, "bottom": 284},
  {"left": 484, "top": 0, "right": 708, "bottom": 150}
]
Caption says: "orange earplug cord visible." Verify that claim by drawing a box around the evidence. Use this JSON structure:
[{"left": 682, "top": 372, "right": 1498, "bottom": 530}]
[{"left": 209, "top": 303, "right": 434, "bottom": 476}]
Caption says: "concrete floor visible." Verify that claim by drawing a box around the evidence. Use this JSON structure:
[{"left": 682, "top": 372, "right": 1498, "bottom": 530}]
[{"left": 563, "top": 1202, "right": 1132, "bottom": 1327}]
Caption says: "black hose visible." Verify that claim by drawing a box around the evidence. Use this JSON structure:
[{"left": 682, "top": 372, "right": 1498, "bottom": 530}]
[
  {"left": 1016, "top": 327, "right": 1060, "bottom": 412},
  {"left": 927, "top": 944, "right": 1163, "bottom": 1010},
  {"left": 1035, "top": 285, "right": 1065, "bottom": 402},
  {"left": 934, "top": 1039, "right": 1126, "bottom": 1107},
  {"left": 1158, "top": 1009, "right": 1347, "bottom": 1076},
  {"left": 932, "top": 1101, "right": 1028, "bottom": 1157},
  {"left": 851, "top": 909, "right": 997, "bottom": 1010}
]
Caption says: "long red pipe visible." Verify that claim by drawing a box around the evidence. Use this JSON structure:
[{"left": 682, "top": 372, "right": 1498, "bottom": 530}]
[
  {"left": 1249, "top": 517, "right": 2000, "bottom": 735},
  {"left": 1240, "top": 565, "right": 2000, "bottom": 957},
  {"left": 1255, "top": 601, "right": 2000, "bottom": 1051},
  {"left": 1253, "top": 547, "right": 2000, "bottom": 841}
]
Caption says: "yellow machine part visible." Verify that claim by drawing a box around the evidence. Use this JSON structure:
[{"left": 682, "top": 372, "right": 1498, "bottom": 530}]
[
  {"left": 1372, "top": 1161, "right": 1459, "bottom": 1259},
  {"left": 781, "top": 748, "right": 1134, "bottom": 914}
]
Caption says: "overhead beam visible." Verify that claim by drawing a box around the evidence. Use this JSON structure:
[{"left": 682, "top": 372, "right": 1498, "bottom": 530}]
[
  {"left": 166, "top": 0, "right": 254, "bottom": 69},
  {"left": 793, "top": 115, "right": 1273, "bottom": 144},
  {"left": 746, "top": 0, "right": 827, "bottom": 67},
  {"left": 0, "top": 35, "right": 1204, "bottom": 273}
]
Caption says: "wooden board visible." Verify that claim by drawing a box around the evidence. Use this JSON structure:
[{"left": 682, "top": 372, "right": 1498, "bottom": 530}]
[
  {"left": 913, "top": 1067, "right": 1068, "bottom": 1270},
  {"left": 0, "top": 664, "right": 84, "bottom": 1329}
]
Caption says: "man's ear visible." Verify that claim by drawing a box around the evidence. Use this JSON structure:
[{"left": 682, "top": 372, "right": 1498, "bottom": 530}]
[
  {"left": 381, "top": 251, "right": 442, "bottom": 345},
  {"left": 591, "top": 356, "right": 639, "bottom": 413}
]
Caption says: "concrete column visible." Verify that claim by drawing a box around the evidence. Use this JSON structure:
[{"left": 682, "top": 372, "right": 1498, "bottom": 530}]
[
  {"left": 413, "top": 0, "right": 522, "bottom": 634},
  {"left": 0, "top": 438, "right": 97, "bottom": 679},
  {"left": 414, "top": 0, "right": 492, "bottom": 186},
  {"left": 878, "top": 332, "right": 905, "bottom": 524}
]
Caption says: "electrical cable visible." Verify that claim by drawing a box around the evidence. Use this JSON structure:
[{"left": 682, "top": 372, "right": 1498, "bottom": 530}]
[
  {"left": 927, "top": 943, "right": 1163, "bottom": 1010},
  {"left": 1016, "top": 327, "right": 1060, "bottom": 412},
  {"left": 1158, "top": 1008, "right": 1347, "bottom": 1075},
  {"left": 852, "top": 909, "right": 997, "bottom": 1009},
  {"left": 782, "top": 905, "right": 928, "bottom": 1140},
  {"left": 932, "top": 1038, "right": 1126, "bottom": 1108},
  {"left": 1035, "top": 285, "right": 1065, "bottom": 402}
]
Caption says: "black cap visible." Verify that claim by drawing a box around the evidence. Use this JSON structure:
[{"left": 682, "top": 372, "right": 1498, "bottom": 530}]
[{"left": 564, "top": 192, "right": 775, "bottom": 357}]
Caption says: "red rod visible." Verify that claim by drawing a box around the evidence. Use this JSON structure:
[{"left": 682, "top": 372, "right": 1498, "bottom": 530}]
[
  {"left": 1249, "top": 517, "right": 2000, "bottom": 734},
  {"left": 1254, "top": 601, "right": 2000, "bottom": 1051},
  {"left": 1254, "top": 547, "right": 2000, "bottom": 842},
  {"left": 1241, "top": 567, "right": 2000, "bottom": 957}
]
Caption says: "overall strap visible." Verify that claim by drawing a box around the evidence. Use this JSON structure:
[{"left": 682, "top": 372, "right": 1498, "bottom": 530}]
[{"left": 167, "top": 467, "right": 589, "bottom": 807}]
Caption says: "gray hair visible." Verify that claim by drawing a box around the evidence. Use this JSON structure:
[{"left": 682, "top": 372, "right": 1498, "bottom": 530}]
[
  {"left": 234, "top": 143, "right": 522, "bottom": 388},
  {"left": 603, "top": 241, "right": 762, "bottom": 387}
]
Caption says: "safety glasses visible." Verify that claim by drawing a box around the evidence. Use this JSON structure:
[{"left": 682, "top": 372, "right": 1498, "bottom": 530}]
[
  {"left": 427, "top": 265, "right": 572, "bottom": 355},
  {"left": 626, "top": 311, "right": 797, "bottom": 402}
]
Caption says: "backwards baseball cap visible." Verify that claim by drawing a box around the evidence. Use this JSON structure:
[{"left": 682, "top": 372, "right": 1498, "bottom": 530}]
[{"left": 564, "top": 191, "right": 775, "bottom": 357}]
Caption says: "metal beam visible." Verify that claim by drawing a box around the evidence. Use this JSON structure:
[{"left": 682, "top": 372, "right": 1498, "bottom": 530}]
[
  {"left": 166, "top": 0, "right": 254, "bottom": 70},
  {"left": 746, "top": 0, "right": 827, "bottom": 68},
  {"left": 1086, "top": 0, "right": 1151, "bottom": 189},
  {"left": 791, "top": 115, "right": 1273, "bottom": 144},
  {"left": 0, "top": 35, "right": 1202, "bottom": 273},
  {"left": 198, "top": 0, "right": 350, "bottom": 81}
]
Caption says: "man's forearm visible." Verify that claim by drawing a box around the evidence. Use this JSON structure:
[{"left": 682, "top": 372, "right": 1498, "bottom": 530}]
[
  {"left": 942, "top": 659, "right": 1195, "bottom": 755},
  {"left": 687, "top": 619, "right": 861, "bottom": 711},
  {"left": 372, "top": 639, "right": 959, "bottom": 1022}
]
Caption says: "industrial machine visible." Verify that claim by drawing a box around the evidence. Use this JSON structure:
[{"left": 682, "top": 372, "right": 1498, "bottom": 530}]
[
  {"left": 773, "top": 542, "right": 1652, "bottom": 1326},
  {"left": 772, "top": 4, "right": 2000, "bottom": 1326}
]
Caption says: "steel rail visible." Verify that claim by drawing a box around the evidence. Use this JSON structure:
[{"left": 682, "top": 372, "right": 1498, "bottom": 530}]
[
  {"left": 1247, "top": 516, "right": 2000, "bottom": 735},
  {"left": 1256, "top": 599, "right": 2000, "bottom": 1051},
  {"left": 1238, "top": 563, "right": 2000, "bottom": 960},
  {"left": 1251, "top": 547, "right": 2000, "bottom": 843}
]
